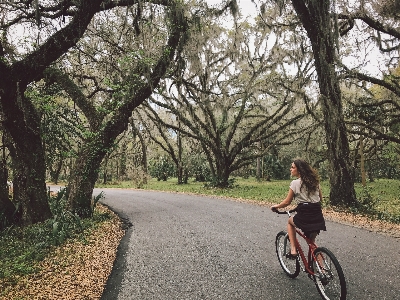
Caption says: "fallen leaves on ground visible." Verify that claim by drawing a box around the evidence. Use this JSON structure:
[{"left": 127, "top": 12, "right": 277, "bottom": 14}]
[
  {"left": 322, "top": 207, "right": 400, "bottom": 238},
  {"left": 0, "top": 205, "right": 124, "bottom": 300}
]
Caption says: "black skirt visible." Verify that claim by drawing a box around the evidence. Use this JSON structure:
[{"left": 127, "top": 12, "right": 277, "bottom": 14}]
[{"left": 293, "top": 202, "right": 326, "bottom": 234}]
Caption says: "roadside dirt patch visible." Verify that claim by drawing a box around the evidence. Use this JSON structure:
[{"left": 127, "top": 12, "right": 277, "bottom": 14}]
[
  {"left": 321, "top": 207, "right": 400, "bottom": 238},
  {"left": 0, "top": 205, "right": 125, "bottom": 300}
]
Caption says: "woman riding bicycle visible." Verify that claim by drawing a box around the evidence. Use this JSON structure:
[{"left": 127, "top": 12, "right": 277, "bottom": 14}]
[{"left": 271, "top": 159, "right": 326, "bottom": 259}]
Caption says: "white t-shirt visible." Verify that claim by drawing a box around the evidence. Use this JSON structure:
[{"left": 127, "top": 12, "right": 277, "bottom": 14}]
[{"left": 289, "top": 178, "right": 320, "bottom": 204}]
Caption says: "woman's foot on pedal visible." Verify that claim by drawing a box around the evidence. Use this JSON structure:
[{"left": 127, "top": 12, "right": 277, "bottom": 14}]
[{"left": 285, "top": 252, "right": 298, "bottom": 260}]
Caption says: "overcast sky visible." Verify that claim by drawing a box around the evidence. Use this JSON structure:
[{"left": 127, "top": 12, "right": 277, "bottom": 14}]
[
  {"left": 205, "top": 0, "right": 258, "bottom": 17},
  {"left": 236, "top": 0, "right": 258, "bottom": 16}
]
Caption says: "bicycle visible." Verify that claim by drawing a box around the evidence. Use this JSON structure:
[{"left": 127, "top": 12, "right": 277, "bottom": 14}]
[{"left": 273, "top": 208, "right": 347, "bottom": 300}]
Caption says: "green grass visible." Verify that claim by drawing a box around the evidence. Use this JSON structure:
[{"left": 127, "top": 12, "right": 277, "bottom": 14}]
[
  {"left": 353, "top": 179, "right": 400, "bottom": 218},
  {"left": 97, "top": 177, "right": 290, "bottom": 202},
  {"left": 101, "top": 177, "right": 326, "bottom": 204},
  {"left": 97, "top": 177, "right": 400, "bottom": 219}
]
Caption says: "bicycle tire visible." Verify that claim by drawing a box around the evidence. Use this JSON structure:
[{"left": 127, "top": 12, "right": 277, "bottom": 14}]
[
  {"left": 312, "top": 247, "right": 347, "bottom": 300},
  {"left": 275, "top": 231, "right": 300, "bottom": 278}
]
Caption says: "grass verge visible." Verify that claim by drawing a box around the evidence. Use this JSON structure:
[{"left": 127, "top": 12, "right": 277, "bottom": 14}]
[{"left": 97, "top": 177, "right": 400, "bottom": 222}]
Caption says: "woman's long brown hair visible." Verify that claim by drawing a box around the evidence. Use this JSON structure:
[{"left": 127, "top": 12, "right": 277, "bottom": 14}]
[{"left": 293, "top": 159, "right": 320, "bottom": 194}]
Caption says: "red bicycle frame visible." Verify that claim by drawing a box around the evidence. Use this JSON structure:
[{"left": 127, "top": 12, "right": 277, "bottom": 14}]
[{"left": 293, "top": 228, "right": 319, "bottom": 276}]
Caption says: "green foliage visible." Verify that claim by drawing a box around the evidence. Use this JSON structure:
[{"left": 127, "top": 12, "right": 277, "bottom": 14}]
[
  {"left": 232, "top": 154, "right": 292, "bottom": 180},
  {"left": 371, "top": 143, "right": 400, "bottom": 179},
  {"left": 92, "top": 191, "right": 104, "bottom": 212},
  {"left": 47, "top": 187, "right": 89, "bottom": 246},
  {"left": 149, "top": 156, "right": 175, "bottom": 181},
  {"left": 204, "top": 177, "right": 236, "bottom": 188},
  {"left": 262, "top": 155, "right": 289, "bottom": 180},
  {"left": 103, "top": 49, "right": 157, "bottom": 110},
  {"left": 191, "top": 160, "right": 211, "bottom": 182},
  {"left": 353, "top": 186, "right": 380, "bottom": 214},
  {"left": 161, "top": 151, "right": 212, "bottom": 183},
  {"left": 26, "top": 83, "right": 83, "bottom": 183},
  {"left": 346, "top": 97, "right": 383, "bottom": 123}
]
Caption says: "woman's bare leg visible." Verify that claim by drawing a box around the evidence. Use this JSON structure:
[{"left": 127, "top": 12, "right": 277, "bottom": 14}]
[{"left": 287, "top": 217, "right": 297, "bottom": 255}]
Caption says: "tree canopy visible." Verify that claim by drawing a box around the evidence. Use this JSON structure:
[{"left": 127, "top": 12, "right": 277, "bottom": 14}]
[{"left": 1, "top": 0, "right": 399, "bottom": 227}]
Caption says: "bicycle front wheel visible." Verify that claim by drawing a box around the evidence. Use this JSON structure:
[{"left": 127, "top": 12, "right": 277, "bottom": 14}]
[
  {"left": 312, "top": 247, "right": 347, "bottom": 300},
  {"left": 275, "top": 231, "right": 300, "bottom": 278}
]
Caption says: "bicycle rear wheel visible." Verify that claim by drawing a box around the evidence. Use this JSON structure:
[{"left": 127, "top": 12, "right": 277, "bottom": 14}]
[
  {"left": 275, "top": 231, "right": 300, "bottom": 278},
  {"left": 312, "top": 247, "right": 347, "bottom": 300}
]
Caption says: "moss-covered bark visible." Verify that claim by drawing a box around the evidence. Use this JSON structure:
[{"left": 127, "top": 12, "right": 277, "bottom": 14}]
[{"left": 291, "top": 0, "right": 357, "bottom": 206}]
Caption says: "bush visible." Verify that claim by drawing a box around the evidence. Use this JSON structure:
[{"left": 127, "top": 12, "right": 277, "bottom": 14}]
[
  {"left": 204, "top": 177, "right": 236, "bottom": 188},
  {"left": 149, "top": 157, "right": 175, "bottom": 181},
  {"left": 129, "top": 167, "right": 151, "bottom": 188}
]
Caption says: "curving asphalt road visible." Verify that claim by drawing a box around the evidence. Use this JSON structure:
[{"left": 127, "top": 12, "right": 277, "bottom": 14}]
[{"left": 91, "top": 188, "right": 400, "bottom": 300}]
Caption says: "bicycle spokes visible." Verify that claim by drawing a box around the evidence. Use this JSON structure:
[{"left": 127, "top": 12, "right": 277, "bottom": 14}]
[
  {"left": 275, "top": 231, "right": 300, "bottom": 278},
  {"left": 312, "top": 247, "right": 347, "bottom": 300}
]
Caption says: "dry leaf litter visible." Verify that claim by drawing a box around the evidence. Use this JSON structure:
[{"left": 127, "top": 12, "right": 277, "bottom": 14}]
[{"left": 0, "top": 205, "right": 124, "bottom": 300}]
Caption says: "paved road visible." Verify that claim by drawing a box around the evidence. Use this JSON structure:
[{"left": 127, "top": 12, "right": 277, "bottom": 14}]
[{"left": 92, "top": 188, "right": 399, "bottom": 300}]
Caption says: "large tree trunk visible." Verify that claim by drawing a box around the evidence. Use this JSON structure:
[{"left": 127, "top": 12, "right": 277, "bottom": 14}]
[
  {"left": 0, "top": 156, "right": 15, "bottom": 229},
  {"left": 0, "top": 196, "right": 15, "bottom": 229},
  {"left": 291, "top": 0, "right": 357, "bottom": 207},
  {"left": 214, "top": 157, "right": 231, "bottom": 187},
  {"left": 68, "top": 143, "right": 104, "bottom": 218},
  {"left": 0, "top": 85, "right": 52, "bottom": 225},
  {"left": 12, "top": 153, "right": 50, "bottom": 225}
]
